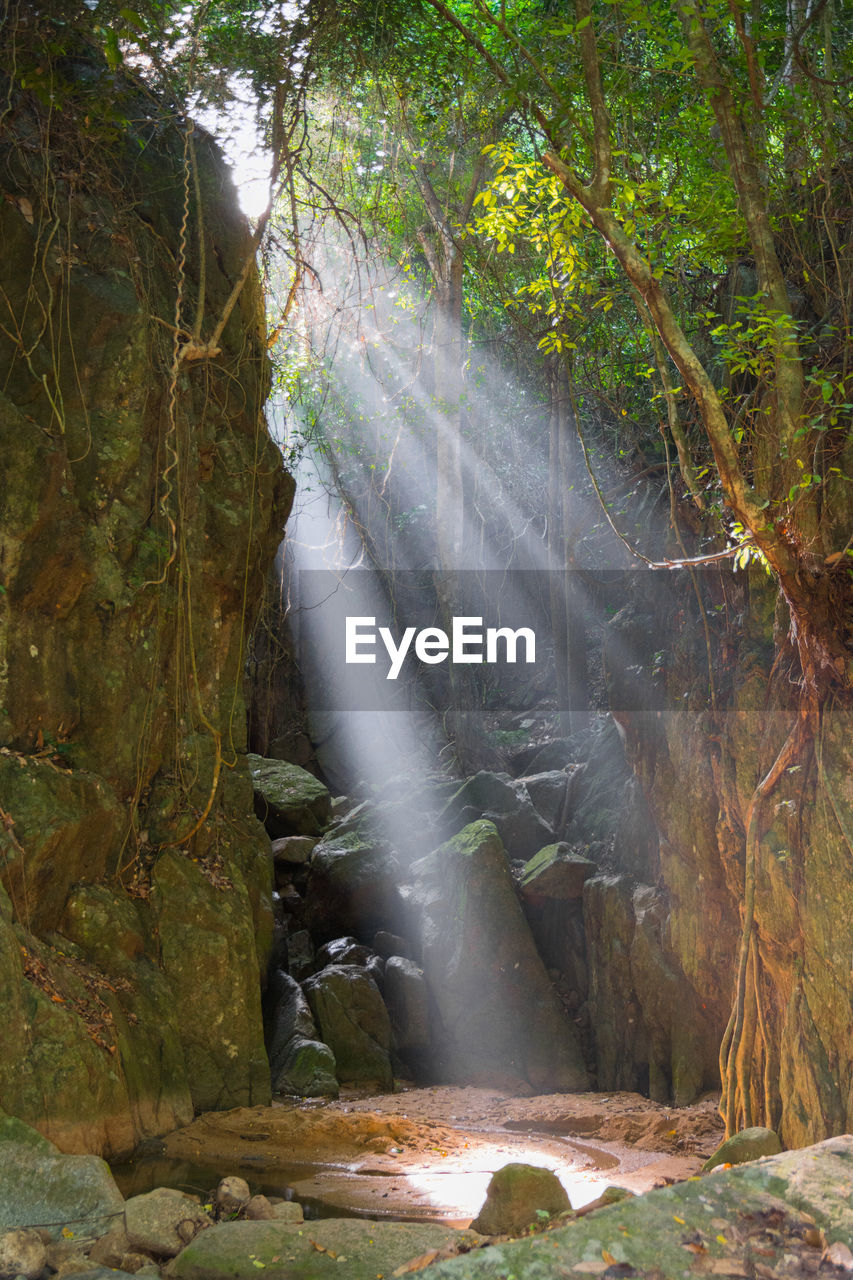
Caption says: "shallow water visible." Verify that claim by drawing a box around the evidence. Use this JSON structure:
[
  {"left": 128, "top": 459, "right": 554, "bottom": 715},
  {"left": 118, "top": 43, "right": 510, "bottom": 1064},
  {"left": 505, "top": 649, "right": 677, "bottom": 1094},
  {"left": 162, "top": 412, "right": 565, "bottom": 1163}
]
[{"left": 110, "top": 1154, "right": 360, "bottom": 1220}]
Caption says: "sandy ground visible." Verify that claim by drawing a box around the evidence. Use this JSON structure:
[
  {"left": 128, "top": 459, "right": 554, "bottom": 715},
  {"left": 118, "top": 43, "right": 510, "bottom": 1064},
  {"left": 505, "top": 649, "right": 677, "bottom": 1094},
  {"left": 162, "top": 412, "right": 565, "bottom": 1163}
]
[{"left": 156, "top": 1086, "right": 724, "bottom": 1225}]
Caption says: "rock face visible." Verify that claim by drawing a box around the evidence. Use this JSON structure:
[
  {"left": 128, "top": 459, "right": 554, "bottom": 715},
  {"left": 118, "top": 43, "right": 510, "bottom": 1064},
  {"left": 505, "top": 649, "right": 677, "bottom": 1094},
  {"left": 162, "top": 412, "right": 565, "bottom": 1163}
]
[
  {"left": 401, "top": 821, "right": 588, "bottom": 1092},
  {"left": 611, "top": 573, "right": 853, "bottom": 1143},
  {"left": 0, "top": 37, "right": 291, "bottom": 1156},
  {"left": 584, "top": 876, "right": 719, "bottom": 1105}
]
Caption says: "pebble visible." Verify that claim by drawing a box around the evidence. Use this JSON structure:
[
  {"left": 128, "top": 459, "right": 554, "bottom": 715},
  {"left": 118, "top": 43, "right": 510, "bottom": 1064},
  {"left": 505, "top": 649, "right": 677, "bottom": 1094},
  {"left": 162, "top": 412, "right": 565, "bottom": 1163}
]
[
  {"left": 216, "top": 1176, "right": 252, "bottom": 1216},
  {"left": 0, "top": 1228, "right": 47, "bottom": 1280}
]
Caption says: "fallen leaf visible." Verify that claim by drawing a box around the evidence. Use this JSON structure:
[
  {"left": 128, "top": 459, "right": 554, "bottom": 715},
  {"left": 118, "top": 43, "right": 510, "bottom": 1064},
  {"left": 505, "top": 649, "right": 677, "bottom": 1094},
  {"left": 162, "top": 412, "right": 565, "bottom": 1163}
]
[
  {"left": 571, "top": 1264, "right": 610, "bottom": 1275},
  {"left": 17, "top": 196, "right": 34, "bottom": 224},
  {"left": 392, "top": 1250, "right": 440, "bottom": 1276},
  {"left": 602, "top": 1249, "right": 617, "bottom": 1265}
]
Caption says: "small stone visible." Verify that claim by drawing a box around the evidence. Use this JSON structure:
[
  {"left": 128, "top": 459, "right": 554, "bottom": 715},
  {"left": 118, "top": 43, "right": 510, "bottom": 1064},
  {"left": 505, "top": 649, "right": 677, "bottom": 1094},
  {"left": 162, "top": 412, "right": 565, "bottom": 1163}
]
[
  {"left": 244, "top": 1195, "right": 275, "bottom": 1221},
  {"left": 270, "top": 1201, "right": 303, "bottom": 1223},
  {"left": 87, "top": 1223, "right": 131, "bottom": 1268},
  {"left": 45, "top": 1239, "right": 82, "bottom": 1271},
  {"left": 55, "top": 1258, "right": 107, "bottom": 1279},
  {"left": 215, "top": 1176, "right": 252, "bottom": 1216},
  {"left": 119, "top": 1252, "right": 158, "bottom": 1273},
  {"left": 0, "top": 1228, "right": 47, "bottom": 1279},
  {"left": 271, "top": 835, "right": 318, "bottom": 865},
  {"left": 125, "top": 1187, "right": 211, "bottom": 1257}
]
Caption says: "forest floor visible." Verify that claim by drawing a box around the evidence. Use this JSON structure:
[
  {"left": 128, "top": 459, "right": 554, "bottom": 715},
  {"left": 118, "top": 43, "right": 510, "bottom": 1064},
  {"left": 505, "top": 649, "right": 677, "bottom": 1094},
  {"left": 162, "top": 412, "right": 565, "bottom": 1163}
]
[{"left": 153, "top": 1086, "right": 725, "bottom": 1225}]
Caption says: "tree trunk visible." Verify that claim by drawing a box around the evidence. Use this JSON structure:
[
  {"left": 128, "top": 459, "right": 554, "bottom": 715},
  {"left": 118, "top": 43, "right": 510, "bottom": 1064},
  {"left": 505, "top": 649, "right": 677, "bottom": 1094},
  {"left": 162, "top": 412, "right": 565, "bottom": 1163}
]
[
  {"left": 434, "top": 251, "right": 466, "bottom": 570},
  {"left": 548, "top": 361, "right": 590, "bottom": 735}
]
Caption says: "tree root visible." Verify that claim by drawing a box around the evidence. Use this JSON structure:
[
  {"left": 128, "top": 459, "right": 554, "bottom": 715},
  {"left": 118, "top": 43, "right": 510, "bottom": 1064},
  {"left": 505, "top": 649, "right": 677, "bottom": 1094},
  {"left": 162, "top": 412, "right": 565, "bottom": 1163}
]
[{"left": 721, "top": 719, "right": 805, "bottom": 1136}]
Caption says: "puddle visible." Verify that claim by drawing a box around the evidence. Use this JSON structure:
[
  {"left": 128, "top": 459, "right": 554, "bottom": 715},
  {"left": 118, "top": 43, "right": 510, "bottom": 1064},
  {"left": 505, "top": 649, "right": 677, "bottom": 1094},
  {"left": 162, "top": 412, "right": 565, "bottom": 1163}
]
[{"left": 110, "top": 1154, "right": 367, "bottom": 1220}]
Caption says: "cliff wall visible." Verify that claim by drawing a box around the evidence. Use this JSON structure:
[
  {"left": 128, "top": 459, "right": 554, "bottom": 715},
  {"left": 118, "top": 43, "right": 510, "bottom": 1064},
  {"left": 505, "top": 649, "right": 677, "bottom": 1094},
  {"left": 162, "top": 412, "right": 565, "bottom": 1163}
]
[{"left": 0, "top": 41, "right": 292, "bottom": 1156}]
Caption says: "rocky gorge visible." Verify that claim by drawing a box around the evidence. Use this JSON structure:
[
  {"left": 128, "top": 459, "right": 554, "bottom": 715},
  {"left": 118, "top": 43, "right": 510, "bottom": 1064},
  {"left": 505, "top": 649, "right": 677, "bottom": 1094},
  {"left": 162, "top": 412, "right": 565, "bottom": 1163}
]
[{"left": 2, "top": 9, "right": 853, "bottom": 1280}]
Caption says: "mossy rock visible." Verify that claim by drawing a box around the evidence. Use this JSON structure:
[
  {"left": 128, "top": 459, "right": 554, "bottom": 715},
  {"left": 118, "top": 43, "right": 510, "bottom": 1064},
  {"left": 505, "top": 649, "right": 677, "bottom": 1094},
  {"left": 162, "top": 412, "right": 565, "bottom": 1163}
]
[
  {"left": 401, "top": 821, "right": 587, "bottom": 1092},
  {"left": 248, "top": 756, "right": 331, "bottom": 837},
  {"left": 302, "top": 965, "right": 393, "bottom": 1089},
  {"left": 519, "top": 843, "right": 595, "bottom": 900},
  {"left": 703, "top": 1126, "right": 783, "bottom": 1171},
  {"left": 470, "top": 1163, "right": 571, "bottom": 1235},
  {"left": 0, "top": 1127, "right": 124, "bottom": 1240},
  {"left": 0, "top": 757, "right": 122, "bottom": 933},
  {"left": 274, "top": 1036, "right": 339, "bottom": 1098},
  {"left": 169, "top": 1219, "right": 479, "bottom": 1280}
]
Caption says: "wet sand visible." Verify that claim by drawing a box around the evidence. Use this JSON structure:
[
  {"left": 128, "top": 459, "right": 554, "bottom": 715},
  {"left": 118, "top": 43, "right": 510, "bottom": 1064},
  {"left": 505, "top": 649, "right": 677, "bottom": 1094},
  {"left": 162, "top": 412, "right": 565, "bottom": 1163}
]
[{"left": 151, "top": 1086, "right": 724, "bottom": 1224}]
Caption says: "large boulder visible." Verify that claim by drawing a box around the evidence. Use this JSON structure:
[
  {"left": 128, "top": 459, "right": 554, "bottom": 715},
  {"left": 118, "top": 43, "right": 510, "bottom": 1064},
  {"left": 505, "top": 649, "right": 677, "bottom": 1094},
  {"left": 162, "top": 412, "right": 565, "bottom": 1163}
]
[
  {"left": 383, "top": 956, "right": 431, "bottom": 1067},
  {"left": 315, "top": 937, "right": 374, "bottom": 968},
  {"left": 303, "top": 832, "right": 403, "bottom": 943},
  {"left": 400, "top": 821, "right": 588, "bottom": 1092},
  {"left": 0, "top": 1114, "right": 124, "bottom": 1240},
  {"left": 263, "top": 970, "right": 338, "bottom": 1098},
  {"left": 169, "top": 1218, "right": 479, "bottom": 1280},
  {"left": 439, "top": 773, "right": 554, "bottom": 860},
  {"left": 248, "top": 757, "right": 331, "bottom": 838},
  {"left": 518, "top": 843, "right": 595, "bottom": 901},
  {"left": 274, "top": 1037, "right": 339, "bottom": 1098},
  {"left": 302, "top": 965, "right": 393, "bottom": 1088},
  {"left": 470, "top": 1163, "right": 571, "bottom": 1235},
  {"left": 516, "top": 770, "right": 573, "bottom": 831},
  {"left": 270, "top": 836, "right": 317, "bottom": 867}
]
